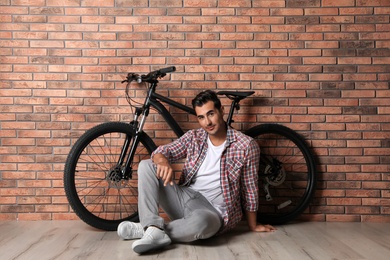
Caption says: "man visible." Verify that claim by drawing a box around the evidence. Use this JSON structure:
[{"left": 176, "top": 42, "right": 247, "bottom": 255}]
[{"left": 117, "top": 90, "right": 276, "bottom": 254}]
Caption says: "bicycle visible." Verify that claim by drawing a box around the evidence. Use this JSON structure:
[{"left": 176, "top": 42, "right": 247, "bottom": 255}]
[{"left": 64, "top": 66, "right": 317, "bottom": 231}]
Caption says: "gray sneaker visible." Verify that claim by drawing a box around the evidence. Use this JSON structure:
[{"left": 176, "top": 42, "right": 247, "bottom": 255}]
[
  {"left": 132, "top": 226, "right": 171, "bottom": 254},
  {"left": 117, "top": 221, "right": 144, "bottom": 240}
]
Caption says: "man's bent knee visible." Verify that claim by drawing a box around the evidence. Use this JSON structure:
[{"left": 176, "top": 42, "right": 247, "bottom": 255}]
[
  {"left": 139, "top": 159, "right": 153, "bottom": 171},
  {"left": 138, "top": 159, "right": 157, "bottom": 183},
  {"left": 193, "top": 210, "right": 222, "bottom": 240}
]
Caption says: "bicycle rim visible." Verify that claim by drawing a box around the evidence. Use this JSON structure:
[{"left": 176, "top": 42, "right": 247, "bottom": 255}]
[
  {"left": 245, "top": 124, "right": 317, "bottom": 225},
  {"left": 64, "top": 122, "right": 156, "bottom": 231}
]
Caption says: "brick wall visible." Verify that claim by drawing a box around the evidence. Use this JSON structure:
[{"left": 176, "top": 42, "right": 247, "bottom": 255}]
[{"left": 0, "top": 0, "right": 389, "bottom": 223}]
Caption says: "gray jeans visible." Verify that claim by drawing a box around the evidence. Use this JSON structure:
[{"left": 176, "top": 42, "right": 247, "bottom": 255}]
[{"left": 137, "top": 159, "right": 223, "bottom": 242}]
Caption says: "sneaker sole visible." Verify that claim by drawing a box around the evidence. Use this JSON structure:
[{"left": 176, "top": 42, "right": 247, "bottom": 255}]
[{"left": 132, "top": 239, "right": 171, "bottom": 254}]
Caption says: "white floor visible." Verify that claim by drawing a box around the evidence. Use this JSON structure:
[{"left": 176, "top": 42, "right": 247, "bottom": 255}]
[{"left": 0, "top": 220, "right": 389, "bottom": 259}]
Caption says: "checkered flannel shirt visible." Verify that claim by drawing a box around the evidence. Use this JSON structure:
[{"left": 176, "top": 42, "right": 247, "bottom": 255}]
[{"left": 151, "top": 126, "right": 260, "bottom": 234}]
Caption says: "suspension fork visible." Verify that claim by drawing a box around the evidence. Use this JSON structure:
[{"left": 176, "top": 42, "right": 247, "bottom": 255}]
[
  {"left": 119, "top": 112, "right": 142, "bottom": 179},
  {"left": 122, "top": 131, "right": 142, "bottom": 179},
  {"left": 120, "top": 111, "right": 149, "bottom": 179},
  {"left": 120, "top": 84, "right": 156, "bottom": 179}
]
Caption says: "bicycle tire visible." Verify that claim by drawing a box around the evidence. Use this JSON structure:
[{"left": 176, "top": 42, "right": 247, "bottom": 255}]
[
  {"left": 64, "top": 122, "right": 156, "bottom": 231},
  {"left": 245, "top": 124, "right": 317, "bottom": 225}
]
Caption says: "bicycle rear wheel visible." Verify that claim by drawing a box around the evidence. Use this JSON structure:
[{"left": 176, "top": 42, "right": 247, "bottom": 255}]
[
  {"left": 64, "top": 122, "right": 156, "bottom": 231},
  {"left": 245, "top": 124, "right": 317, "bottom": 225}
]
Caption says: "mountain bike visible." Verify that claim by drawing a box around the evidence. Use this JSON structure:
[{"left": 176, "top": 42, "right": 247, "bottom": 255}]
[{"left": 64, "top": 66, "right": 317, "bottom": 231}]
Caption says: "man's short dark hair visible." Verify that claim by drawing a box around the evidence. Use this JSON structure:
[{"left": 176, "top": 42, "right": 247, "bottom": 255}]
[{"left": 191, "top": 90, "right": 222, "bottom": 110}]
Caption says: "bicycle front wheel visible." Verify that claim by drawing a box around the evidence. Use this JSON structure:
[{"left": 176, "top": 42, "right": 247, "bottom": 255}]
[
  {"left": 245, "top": 124, "right": 317, "bottom": 225},
  {"left": 64, "top": 122, "right": 156, "bottom": 231}
]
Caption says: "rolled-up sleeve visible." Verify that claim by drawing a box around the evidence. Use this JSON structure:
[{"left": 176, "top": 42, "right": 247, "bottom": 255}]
[
  {"left": 240, "top": 139, "right": 260, "bottom": 212},
  {"left": 151, "top": 130, "right": 193, "bottom": 163}
]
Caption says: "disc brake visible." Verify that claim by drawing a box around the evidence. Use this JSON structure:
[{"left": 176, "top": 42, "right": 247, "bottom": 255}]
[{"left": 261, "top": 162, "right": 292, "bottom": 209}]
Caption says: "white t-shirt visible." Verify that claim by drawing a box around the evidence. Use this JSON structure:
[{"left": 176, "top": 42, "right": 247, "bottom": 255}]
[{"left": 189, "top": 137, "right": 227, "bottom": 217}]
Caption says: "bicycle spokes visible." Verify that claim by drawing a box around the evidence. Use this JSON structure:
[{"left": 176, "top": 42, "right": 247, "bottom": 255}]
[{"left": 72, "top": 130, "right": 150, "bottom": 222}]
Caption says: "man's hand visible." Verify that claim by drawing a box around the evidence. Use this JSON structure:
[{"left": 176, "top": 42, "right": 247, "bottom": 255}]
[
  {"left": 246, "top": 211, "right": 276, "bottom": 232},
  {"left": 250, "top": 224, "right": 276, "bottom": 232},
  {"left": 153, "top": 154, "right": 174, "bottom": 186}
]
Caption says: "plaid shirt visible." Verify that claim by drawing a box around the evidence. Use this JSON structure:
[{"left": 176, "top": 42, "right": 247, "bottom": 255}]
[{"left": 151, "top": 126, "right": 260, "bottom": 234}]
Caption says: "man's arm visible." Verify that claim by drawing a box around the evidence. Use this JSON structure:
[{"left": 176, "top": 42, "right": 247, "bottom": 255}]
[
  {"left": 150, "top": 130, "right": 195, "bottom": 186},
  {"left": 152, "top": 153, "right": 174, "bottom": 186},
  {"left": 245, "top": 211, "right": 276, "bottom": 232},
  {"left": 242, "top": 140, "right": 275, "bottom": 232}
]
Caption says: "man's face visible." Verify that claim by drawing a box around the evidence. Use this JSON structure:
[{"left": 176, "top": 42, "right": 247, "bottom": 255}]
[{"left": 195, "top": 100, "right": 225, "bottom": 137}]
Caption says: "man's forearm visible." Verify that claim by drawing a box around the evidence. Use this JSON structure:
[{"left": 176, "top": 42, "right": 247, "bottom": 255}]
[
  {"left": 245, "top": 210, "right": 258, "bottom": 231},
  {"left": 152, "top": 153, "right": 169, "bottom": 164}
]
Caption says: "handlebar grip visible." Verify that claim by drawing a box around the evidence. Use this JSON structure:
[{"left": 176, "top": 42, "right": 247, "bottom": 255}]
[{"left": 159, "top": 66, "right": 176, "bottom": 74}]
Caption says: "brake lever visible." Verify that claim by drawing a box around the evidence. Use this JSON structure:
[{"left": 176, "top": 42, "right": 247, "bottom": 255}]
[{"left": 122, "top": 73, "right": 141, "bottom": 84}]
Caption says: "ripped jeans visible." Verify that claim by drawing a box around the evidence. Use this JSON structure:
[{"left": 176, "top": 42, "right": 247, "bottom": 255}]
[{"left": 137, "top": 159, "right": 223, "bottom": 242}]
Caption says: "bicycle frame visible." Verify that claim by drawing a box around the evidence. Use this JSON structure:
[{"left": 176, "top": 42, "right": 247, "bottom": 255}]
[
  {"left": 122, "top": 81, "right": 240, "bottom": 179},
  {"left": 150, "top": 92, "right": 196, "bottom": 137}
]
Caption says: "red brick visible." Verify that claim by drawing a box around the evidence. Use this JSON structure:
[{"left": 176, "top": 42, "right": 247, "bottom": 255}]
[
  {"left": 356, "top": 0, "right": 389, "bottom": 6},
  {"left": 305, "top": 8, "right": 338, "bottom": 15},
  {"left": 363, "top": 199, "right": 390, "bottom": 208},
  {"left": 14, "top": 15, "right": 46, "bottom": 23},
  {"left": 183, "top": 0, "right": 217, "bottom": 7},
  {"left": 271, "top": 8, "right": 303, "bottom": 16},
  {"left": 13, "top": 32, "right": 48, "bottom": 39},
  {"left": 346, "top": 190, "right": 381, "bottom": 198},
  {"left": 340, "top": 7, "right": 374, "bottom": 15},
  {"left": 0, "top": 40, "right": 29, "bottom": 48},
  {"left": 293, "top": 115, "right": 325, "bottom": 122},
  {"left": 328, "top": 148, "right": 362, "bottom": 156},
  {"left": 253, "top": 1, "right": 285, "bottom": 7},
  {"left": 347, "top": 173, "right": 382, "bottom": 181},
  {"left": 253, "top": 17, "right": 284, "bottom": 24},
  {"left": 307, "top": 24, "right": 341, "bottom": 32},
  {"left": 320, "top": 16, "right": 355, "bottom": 24},
  {"left": 375, "top": 7, "right": 390, "bottom": 14},
  {"left": 0, "top": 6, "right": 29, "bottom": 14},
  {"left": 168, "top": 8, "right": 200, "bottom": 16},
  {"left": 272, "top": 25, "right": 305, "bottom": 32},
  {"left": 271, "top": 41, "right": 303, "bottom": 48},
  {"left": 240, "top": 74, "right": 273, "bottom": 81},
  {"left": 275, "top": 73, "right": 308, "bottom": 81},
  {"left": 201, "top": 57, "right": 232, "bottom": 65},
  {"left": 323, "top": 0, "right": 355, "bottom": 6},
  {"left": 305, "top": 57, "right": 337, "bottom": 64},
  {"left": 346, "top": 206, "right": 380, "bottom": 214},
  {"left": 361, "top": 215, "right": 390, "bottom": 223},
  {"left": 345, "top": 156, "right": 380, "bottom": 164},
  {"left": 328, "top": 198, "right": 362, "bottom": 205}
]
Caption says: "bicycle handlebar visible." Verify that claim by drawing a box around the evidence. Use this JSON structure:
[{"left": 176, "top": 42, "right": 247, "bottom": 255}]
[
  {"left": 158, "top": 66, "right": 176, "bottom": 74},
  {"left": 122, "top": 66, "right": 176, "bottom": 84}
]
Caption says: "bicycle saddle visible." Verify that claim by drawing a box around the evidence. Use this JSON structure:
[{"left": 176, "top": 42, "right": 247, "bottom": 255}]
[{"left": 217, "top": 91, "right": 255, "bottom": 100}]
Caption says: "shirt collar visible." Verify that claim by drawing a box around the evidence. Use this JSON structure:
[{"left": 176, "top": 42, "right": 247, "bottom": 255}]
[{"left": 197, "top": 124, "right": 236, "bottom": 147}]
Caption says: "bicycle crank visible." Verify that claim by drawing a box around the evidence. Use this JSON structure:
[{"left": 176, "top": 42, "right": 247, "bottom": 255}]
[{"left": 262, "top": 162, "right": 292, "bottom": 209}]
